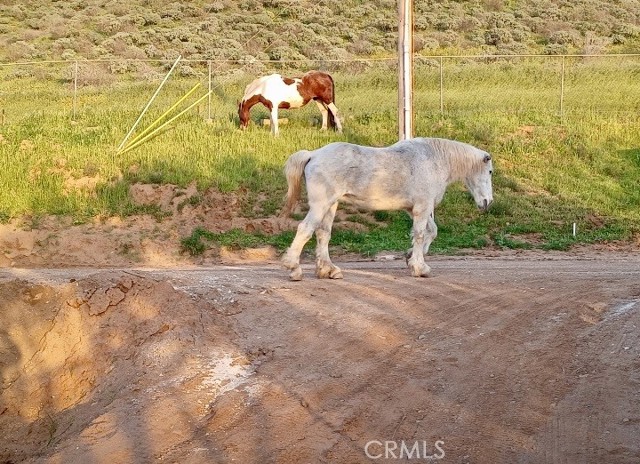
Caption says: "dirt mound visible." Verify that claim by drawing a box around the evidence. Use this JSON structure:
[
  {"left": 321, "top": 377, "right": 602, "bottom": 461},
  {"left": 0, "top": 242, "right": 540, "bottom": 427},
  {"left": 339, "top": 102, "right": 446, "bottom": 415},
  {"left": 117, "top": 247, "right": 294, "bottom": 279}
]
[{"left": 0, "top": 272, "right": 243, "bottom": 463}]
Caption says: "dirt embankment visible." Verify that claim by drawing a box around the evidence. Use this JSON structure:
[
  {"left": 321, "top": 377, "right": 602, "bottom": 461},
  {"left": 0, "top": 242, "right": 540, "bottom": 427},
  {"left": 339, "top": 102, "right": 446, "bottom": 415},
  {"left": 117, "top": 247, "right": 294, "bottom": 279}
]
[
  {"left": 0, "top": 183, "right": 301, "bottom": 268},
  {"left": 1, "top": 255, "right": 639, "bottom": 463},
  {"left": 0, "top": 271, "right": 240, "bottom": 463}
]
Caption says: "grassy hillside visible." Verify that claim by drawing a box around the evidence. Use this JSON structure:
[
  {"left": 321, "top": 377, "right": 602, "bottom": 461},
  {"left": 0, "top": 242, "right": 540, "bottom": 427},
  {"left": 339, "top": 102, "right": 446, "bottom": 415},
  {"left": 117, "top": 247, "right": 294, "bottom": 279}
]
[{"left": 1, "top": 0, "right": 640, "bottom": 65}]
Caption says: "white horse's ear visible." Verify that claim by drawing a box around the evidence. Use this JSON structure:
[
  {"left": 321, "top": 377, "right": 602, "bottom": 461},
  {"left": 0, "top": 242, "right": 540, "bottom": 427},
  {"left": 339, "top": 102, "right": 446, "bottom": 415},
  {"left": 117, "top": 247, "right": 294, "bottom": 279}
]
[{"left": 483, "top": 154, "right": 492, "bottom": 163}]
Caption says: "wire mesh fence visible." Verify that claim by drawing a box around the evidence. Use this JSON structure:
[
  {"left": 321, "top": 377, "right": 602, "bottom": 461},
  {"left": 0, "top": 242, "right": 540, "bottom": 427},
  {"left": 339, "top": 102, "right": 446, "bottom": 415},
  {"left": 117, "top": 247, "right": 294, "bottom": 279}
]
[
  {"left": 1, "top": 54, "right": 640, "bottom": 130},
  {"left": 413, "top": 54, "right": 640, "bottom": 118}
]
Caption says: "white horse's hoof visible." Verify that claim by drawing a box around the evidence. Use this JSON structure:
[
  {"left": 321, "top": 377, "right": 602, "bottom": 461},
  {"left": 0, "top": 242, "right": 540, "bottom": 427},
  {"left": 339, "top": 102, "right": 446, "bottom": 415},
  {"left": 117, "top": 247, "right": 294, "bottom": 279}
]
[
  {"left": 410, "top": 263, "right": 432, "bottom": 278},
  {"left": 316, "top": 267, "right": 330, "bottom": 279},
  {"left": 329, "top": 267, "right": 343, "bottom": 279},
  {"left": 316, "top": 263, "right": 343, "bottom": 279},
  {"left": 281, "top": 253, "right": 298, "bottom": 270},
  {"left": 289, "top": 267, "right": 303, "bottom": 281}
]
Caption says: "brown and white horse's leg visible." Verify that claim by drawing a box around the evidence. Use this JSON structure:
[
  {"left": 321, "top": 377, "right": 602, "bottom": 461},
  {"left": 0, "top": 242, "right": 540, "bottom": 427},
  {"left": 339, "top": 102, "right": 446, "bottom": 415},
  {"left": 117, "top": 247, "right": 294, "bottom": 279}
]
[
  {"left": 327, "top": 103, "right": 343, "bottom": 133},
  {"left": 270, "top": 104, "right": 279, "bottom": 136},
  {"left": 407, "top": 205, "right": 432, "bottom": 277},
  {"left": 282, "top": 202, "right": 331, "bottom": 280},
  {"left": 315, "top": 201, "right": 342, "bottom": 279},
  {"left": 315, "top": 100, "right": 329, "bottom": 130}
]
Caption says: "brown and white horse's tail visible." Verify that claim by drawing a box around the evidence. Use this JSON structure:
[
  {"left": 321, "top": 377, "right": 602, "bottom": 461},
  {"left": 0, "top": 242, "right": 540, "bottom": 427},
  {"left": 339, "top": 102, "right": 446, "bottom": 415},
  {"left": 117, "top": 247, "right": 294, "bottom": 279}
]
[
  {"left": 327, "top": 74, "right": 337, "bottom": 129},
  {"left": 281, "top": 149, "right": 314, "bottom": 217}
]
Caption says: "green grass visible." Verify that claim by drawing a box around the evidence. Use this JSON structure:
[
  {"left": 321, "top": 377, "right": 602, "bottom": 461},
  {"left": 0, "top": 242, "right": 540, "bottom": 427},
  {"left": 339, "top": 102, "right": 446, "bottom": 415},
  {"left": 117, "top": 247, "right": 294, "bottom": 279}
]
[{"left": 1, "top": 59, "right": 639, "bottom": 257}]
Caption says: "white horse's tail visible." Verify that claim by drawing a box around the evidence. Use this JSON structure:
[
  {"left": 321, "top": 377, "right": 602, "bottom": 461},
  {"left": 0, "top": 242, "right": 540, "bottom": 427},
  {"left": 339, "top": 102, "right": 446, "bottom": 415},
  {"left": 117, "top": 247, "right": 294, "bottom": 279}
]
[{"left": 281, "top": 149, "right": 314, "bottom": 217}]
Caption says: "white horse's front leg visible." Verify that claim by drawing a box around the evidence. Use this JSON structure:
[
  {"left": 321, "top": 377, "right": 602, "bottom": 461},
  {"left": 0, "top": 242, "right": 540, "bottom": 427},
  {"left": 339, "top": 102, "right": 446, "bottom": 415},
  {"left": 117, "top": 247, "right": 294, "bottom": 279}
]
[
  {"left": 315, "top": 202, "right": 342, "bottom": 279},
  {"left": 282, "top": 205, "right": 326, "bottom": 280},
  {"left": 407, "top": 208, "right": 432, "bottom": 277},
  {"left": 315, "top": 100, "right": 329, "bottom": 130}
]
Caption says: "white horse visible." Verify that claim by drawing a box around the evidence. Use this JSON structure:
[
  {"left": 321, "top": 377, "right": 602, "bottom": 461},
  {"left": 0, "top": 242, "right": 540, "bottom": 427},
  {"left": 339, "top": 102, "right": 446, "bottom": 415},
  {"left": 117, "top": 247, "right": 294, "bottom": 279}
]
[
  {"left": 280, "top": 137, "right": 494, "bottom": 280},
  {"left": 238, "top": 71, "right": 342, "bottom": 136}
]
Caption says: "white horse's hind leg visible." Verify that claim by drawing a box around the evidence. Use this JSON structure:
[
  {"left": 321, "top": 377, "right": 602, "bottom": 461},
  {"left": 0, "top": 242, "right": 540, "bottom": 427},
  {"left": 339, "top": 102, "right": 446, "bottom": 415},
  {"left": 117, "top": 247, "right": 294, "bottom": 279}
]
[
  {"left": 315, "top": 100, "right": 329, "bottom": 130},
  {"left": 327, "top": 103, "right": 343, "bottom": 133},
  {"left": 407, "top": 207, "right": 432, "bottom": 277},
  {"left": 282, "top": 204, "right": 329, "bottom": 281},
  {"left": 406, "top": 211, "right": 438, "bottom": 261},
  {"left": 422, "top": 213, "right": 438, "bottom": 256},
  {"left": 315, "top": 202, "right": 342, "bottom": 279}
]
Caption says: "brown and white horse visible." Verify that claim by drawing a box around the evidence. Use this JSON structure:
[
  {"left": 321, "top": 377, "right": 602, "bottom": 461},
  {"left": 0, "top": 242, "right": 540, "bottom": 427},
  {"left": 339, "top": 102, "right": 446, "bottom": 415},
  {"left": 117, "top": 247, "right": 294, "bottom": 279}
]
[{"left": 238, "top": 71, "right": 343, "bottom": 136}]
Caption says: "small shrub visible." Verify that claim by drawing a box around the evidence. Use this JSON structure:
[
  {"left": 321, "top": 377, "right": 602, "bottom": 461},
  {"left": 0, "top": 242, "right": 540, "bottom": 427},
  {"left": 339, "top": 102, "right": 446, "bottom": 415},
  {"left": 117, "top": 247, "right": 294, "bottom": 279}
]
[
  {"left": 108, "top": 60, "right": 135, "bottom": 74},
  {"left": 268, "top": 46, "right": 306, "bottom": 62},
  {"left": 204, "top": 2, "right": 225, "bottom": 13},
  {"left": 60, "top": 49, "right": 76, "bottom": 60},
  {"left": 177, "top": 64, "right": 201, "bottom": 77},
  {"left": 77, "top": 62, "right": 117, "bottom": 86},
  {"left": 543, "top": 43, "right": 567, "bottom": 55},
  {"left": 6, "top": 41, "right": 40, "bottom": 60},
  {"left": 96, "top": 14, "right": 122, "bottom": 34},
  {"left": 485, "top": 28, "right": 513, "bottom": 46},
  {"left": 143, "top": 44, "right": 162, "bottom": 58},
  {"left": 548, "top": 30, "right": 580, "bottom": 46},
  {"left": 160, "top": 5, "right": 184, "bottom": 20}
]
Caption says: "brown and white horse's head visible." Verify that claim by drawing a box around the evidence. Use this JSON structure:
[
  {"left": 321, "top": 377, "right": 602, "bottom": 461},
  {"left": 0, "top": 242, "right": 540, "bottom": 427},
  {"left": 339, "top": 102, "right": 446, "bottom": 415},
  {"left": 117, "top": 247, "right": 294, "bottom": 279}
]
[{"left": 237, "top": 98, "right": 249, "bottom": 129}]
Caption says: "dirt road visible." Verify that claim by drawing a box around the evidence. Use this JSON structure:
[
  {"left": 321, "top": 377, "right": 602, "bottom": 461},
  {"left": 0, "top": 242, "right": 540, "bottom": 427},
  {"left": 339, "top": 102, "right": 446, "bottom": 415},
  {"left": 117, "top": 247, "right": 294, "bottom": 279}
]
[{"left": 1, "top": 252, "right": 639, "bottom": 463}]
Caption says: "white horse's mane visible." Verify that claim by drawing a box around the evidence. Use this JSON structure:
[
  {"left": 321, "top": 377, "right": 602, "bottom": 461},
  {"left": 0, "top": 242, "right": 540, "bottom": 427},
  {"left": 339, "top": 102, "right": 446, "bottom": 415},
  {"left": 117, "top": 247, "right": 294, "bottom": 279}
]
[{"left": 420, "top": 138, "right": 488, "bottom": 181}]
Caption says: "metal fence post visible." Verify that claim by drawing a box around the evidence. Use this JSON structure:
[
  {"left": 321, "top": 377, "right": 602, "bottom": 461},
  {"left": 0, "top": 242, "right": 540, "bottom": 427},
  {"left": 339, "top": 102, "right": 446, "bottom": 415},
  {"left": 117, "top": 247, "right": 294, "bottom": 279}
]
[
  {"left": 560, "top": 55, "right": 565, "bottom": 121},
  {"left": 439, "top": 56, "right": 444, "bottom": 114},
  {"left": 73, "top": 60, "right": 78, "bottom": 120},
  {"left": 207, "top": 60, "right": 212, "bottom": 122}
]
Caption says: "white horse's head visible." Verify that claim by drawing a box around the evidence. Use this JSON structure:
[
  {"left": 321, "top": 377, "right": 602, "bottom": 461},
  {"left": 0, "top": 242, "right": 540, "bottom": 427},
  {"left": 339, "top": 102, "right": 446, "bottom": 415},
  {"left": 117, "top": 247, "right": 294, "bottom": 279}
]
[{"left": 465, "top": 153, "right": 494, "bottom": 211}]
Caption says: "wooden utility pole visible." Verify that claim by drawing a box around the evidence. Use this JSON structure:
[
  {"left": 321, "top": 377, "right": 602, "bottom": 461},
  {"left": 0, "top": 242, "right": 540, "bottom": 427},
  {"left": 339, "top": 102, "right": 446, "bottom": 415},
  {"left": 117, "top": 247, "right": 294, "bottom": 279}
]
[{"left": 398, "top": 0, "right": 414, "bottom": 140}]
